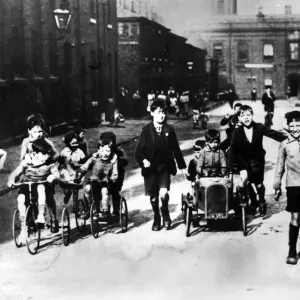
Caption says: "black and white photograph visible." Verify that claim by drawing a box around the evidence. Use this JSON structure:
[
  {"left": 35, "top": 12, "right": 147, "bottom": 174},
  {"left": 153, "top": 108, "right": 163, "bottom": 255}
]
[{"left": 1, "top": 0, "right": 300, "bottom": 299}]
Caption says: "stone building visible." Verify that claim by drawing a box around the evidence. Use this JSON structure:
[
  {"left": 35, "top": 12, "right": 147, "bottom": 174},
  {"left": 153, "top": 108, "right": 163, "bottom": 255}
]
[
  {"left": 0, "top": 0, "right": 118, "bottom": 140},
  {"left": 117, "top": 16, "right": 211, "bottom": 115},
  {"left": 188, "top": 1, "right": 300, "bottom": 99}
]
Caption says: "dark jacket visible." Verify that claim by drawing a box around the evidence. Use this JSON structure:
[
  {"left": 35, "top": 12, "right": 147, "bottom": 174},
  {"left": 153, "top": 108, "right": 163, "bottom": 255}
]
[
  {"left": 262, "top": 91, "right": 276, "bottom": 109},
  {"left": 220, "top": 114, "right": 240, "bottom": 139},
  {"left": 134, "top": 122, "right": 186, "bottom": 176},
  {"left": 229, "top": 122, "right": 287, "bottom": 171}
]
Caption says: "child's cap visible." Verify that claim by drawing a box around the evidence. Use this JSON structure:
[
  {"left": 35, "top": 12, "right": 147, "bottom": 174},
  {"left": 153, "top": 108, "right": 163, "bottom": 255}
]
[
  {"left": 193, "top": 140, "right": 204, "bottom": 152},
  {"left": 31, "top": 139, "right": 52, "bottom": 154},
  {"left": 64, "top": 132, "right": 78, "bottom": 146},
  {"left": 73, "top": 125, "right": 85, "bottom": 135},
  {"left": 100, "top": 131, "right": 116, "bottom": 144},
  {"left": 205, "top": 129, "right": 220, "bottom": 142}
]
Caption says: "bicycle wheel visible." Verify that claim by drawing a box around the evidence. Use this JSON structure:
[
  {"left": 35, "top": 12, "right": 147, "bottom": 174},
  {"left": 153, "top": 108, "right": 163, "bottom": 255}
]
[
  {"left": 61, "top": 208, "right": 70, "bottom": 246},
  {"left": 119, "top": 197, "right": 128, "bottom": 233},
  {"left": 90, "top": 202, "right": 100, "bottom": 238},
  {"left": 25, "top": 204, "right": 41, "bottom": 255},
  {"left": 75, "top": 199, "right": 86, "bottom": 233},
  {"left": 186, "top": 206, "right": 192, "bottom": 237},
  {"left": 12, "top": 209, "right": 22, "bottom": 248},
  {"left": 242, "top": 206, "right": 247, "bottom": 236}
]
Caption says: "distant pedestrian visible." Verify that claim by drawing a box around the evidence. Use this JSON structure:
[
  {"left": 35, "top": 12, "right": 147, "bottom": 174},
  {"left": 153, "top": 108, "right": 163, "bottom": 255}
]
[
  {"left": 251, "top": 88, "right": 257, "bottom": 102},
  {"left": 228, "top": 89, "right": 236, "bottom": 109},
  {"left": 179, "top": 91, "right": 189, "bottom": 118},
  {"left": 157, "top": 90, "right": 167, "bottom": 101},
  {"left": 147, "top": 90, "right": 156, "bottom": 113},
  {"left": 117, "top": 86, "right": 126, "bottom": 116},
  {"left": 0, "top": 149, "right": 7, "bottom": 170},
  {"left": 134, "top": 100, "right": 187, "bottom": 231},
  {"left": 133, "top": 90, "right": 142, "bottom": 118}
]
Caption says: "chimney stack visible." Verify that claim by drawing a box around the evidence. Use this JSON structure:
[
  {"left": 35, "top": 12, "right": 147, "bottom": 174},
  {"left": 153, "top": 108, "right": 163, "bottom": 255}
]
[
  {"left": 257, "top": 5, "right": 264, "bottom": 18},
  {"left": 285, "top": 5, "right": 292, "bottom": 15}
]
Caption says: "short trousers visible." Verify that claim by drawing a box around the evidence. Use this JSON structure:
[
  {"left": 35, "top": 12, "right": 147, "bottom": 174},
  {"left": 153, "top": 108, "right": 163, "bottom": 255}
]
[
  {"left": 286, "top": 187, "right": 300, "bottom": 212},
  {"left": 18, "top": 183, "right": 54, "bottom": 205},
  {"left": 144, "top": 167, "right": 170, "bottom": 197}
]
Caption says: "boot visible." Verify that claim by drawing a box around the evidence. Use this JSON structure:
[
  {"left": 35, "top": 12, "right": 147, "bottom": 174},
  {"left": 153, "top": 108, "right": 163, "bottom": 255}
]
[
  {"left": 150, "top": 198, "right": 161, "bottom": 231},
  {"left": 112, "top": 193, "right": 121, "bottom": 217},
  {"left": 161, "top": 194, "right": 171, "bottom": 230},
  {"left": 80, "top": 197, "right": 91, "bottom": 220},
  {"left": 51, "top": 219, "right": 59, "bottom": 233},
  {"left": 257, "top": 185, "right": 267, "bottom": 217},
  {"left": 286, "top": 223, "right": 299, "bottom": 265}
]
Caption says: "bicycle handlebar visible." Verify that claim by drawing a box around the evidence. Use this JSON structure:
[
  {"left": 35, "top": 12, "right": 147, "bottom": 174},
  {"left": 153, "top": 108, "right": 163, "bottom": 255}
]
[{"left": 11, "top": 180, "right": 49, "bottom": 189}]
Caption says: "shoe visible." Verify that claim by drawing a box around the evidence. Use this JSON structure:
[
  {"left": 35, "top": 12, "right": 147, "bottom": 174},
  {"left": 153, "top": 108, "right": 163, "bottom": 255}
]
[
  {"left": 259, "top": 203, "right": 267, "bottom": 217},
  {"left": 52, "top": 219, "right": 59, "bottom": 233},
  {"left": 36, "top": 214, "right": 45, "bottom": 224},
  {"left": 228, "top": 209, "right": 235, "bottom": 215},
  {"left": 80, "top": 211, "right": 90, "bottom": 220},
  {"left": 286, "top": 248, "right": 298, "bottom": 265}
]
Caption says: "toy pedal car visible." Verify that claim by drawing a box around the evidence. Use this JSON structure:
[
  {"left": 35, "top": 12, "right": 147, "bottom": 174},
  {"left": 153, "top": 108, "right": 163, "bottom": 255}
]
[{"left": 182, "top": 169, "right": 247, "bottom": 237}]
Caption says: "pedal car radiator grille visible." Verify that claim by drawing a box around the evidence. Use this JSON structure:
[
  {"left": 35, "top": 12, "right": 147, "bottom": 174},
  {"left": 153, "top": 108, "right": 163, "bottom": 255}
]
[{"left": 206, "top": 184, "right": 227, "bottom": 217}]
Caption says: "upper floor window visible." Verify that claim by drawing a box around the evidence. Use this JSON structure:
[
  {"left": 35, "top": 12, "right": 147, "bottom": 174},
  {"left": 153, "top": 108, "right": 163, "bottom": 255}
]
[
  {"left": 288, "top": 31, "right": 300, "bottom": 40},
  {"left": 289, "top": 43, "right": 299, "bottom": 60},
  {"left": 263, "top": 43, "right": 274, "bottom": 60},
  {"left": 217, "top": 0, "right": 225, "bottom": 14},
  {"left": 237, "top": 42, "right": 249, "bottom": 61},
  {"left": 212, "top": 43, "right": 223, "bottom": 62}
]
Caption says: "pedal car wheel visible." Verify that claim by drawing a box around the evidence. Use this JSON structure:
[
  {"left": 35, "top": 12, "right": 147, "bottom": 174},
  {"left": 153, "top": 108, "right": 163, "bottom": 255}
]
[
  {"left": 75, "top": 199, "right": 86, "bottom": 233},
  {"left": 186, "top": 206, "right": 192, "bottom": 237},
  {"left": 25, "top": 204, "right": 41, "bottom": 255},
  {"left": 61, "top": 208, "right": 70, "bottom": 246},
  {"left": 90, "top": 202, "right": 100, "bottom": 238},
  {"left": 242, "top": 206, "right": 247, "bottom": 236},
  {"left": 12, "top": 209, "right": 22, "bottom": 248},
  {"left": 119, "top": 197, "right": 128, "bottom": 233}
]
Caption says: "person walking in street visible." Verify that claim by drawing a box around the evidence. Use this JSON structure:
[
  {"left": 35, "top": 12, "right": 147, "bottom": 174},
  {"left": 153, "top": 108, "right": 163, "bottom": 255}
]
[
  {"left": 157, "top": 90, "right": 167, "bottom": 102},
  {"left": 262, "top": 86, "right": 276, "bottom": 128},
  {"left": 179, "top": 91, "right": 189, "bottom": 118},
  {"left": 133, "top": 90, "right": 142, "bottom": 118},
  {"left": 229, "top": 105, "right": 286, "bottom": 217},
  {"left": 228, "top": 89, "right": 236, "bottom": 109},
  {"left": 117, "top": 87, "right": 126, "bottom": 116},
  {"left": 147, "top": 90, "right": 156, "bottom": 113},
  {"left": 251, "top": 88, "right": 257, "bottom": 102},
  {"left": 274, "top": 110, "right": 300, "bottom": 265},
  {"left": 134, "top": 100, "right": 187, "bottom": 231},
  {"left": 0, "top": 149, "right": 7, "bottom": 171}
]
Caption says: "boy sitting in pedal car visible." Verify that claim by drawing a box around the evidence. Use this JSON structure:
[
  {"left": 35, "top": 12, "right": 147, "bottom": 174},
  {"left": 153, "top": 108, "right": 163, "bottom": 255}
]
[
  {"left": 7, "top": 139, "right": 60, "bottom": 244},
  {"left": 75, "top": 139, "right": 118, "bottom": 219},
  {"left": 196, "top": 129, "right": 227, "bottom": 178},
  {"left": 97, "top": 132, "right": 128, "bottom": 217},
  {"left": 59, "top": 132, "right": 86, "bottom": 208}
]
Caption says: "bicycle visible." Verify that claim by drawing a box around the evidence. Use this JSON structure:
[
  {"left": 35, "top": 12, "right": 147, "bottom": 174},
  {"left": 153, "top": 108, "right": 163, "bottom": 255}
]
[
  {"left": 11, "top": 180, "right": 50, "bottom": 255},
  {"left": 84, "top": 179, "right": 128, "bottom": 238},
  {"left": 59, "top": 180, "right": 87, "bottom": 244}
]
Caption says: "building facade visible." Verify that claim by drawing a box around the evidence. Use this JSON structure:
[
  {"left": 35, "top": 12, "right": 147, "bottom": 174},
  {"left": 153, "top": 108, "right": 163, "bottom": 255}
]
[
  {"left": 118, "top": 16, "right": 211, "bottom": 115},
  {"left": 189, "top": 2, "right": 300, "bottom": 99},
  {"left": 0, "top": 0, "right": 118, "bottom": 141}
]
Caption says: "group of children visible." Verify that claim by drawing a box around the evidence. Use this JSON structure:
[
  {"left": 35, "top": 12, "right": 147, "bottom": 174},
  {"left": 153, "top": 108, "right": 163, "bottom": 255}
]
[
  {"left": 3, "top": 98, "right": 300, "bottom": 265},
  {"left": 7, "top": 113, "right": 128, "bottom": 244}
]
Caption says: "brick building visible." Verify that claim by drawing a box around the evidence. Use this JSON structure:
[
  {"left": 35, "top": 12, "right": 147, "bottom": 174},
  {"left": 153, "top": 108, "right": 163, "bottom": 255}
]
[
  {"left": 188, "top": 1, "right": 300, "bottom": 99},
  {"left": 0, "top": 0, "right": 118, "bottom": 141},
  {"left": 117, "top": 16, "right": 210, "bottom": 115}
]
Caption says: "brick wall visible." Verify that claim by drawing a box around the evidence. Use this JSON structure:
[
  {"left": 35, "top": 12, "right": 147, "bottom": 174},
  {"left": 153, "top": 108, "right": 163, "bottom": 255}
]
[{"left": 0, "top": 0, "right": 118, "bottom": 140}]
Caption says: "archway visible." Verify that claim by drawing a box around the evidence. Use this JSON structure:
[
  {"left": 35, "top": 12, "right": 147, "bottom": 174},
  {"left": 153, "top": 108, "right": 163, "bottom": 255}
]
[{"left": 287, "top": 73, "right": 299, "bottom": 97}]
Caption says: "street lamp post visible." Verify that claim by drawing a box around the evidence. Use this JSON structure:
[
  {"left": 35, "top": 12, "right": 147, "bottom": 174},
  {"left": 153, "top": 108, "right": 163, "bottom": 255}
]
[{"left": 53, "top": 0, "right": 72, "bottom": 34}]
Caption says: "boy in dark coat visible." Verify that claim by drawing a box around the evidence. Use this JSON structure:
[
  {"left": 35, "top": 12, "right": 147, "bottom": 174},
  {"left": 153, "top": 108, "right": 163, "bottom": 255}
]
[
  {"left": 134, "top": 100, "right": 187, "bottom": 231},
  {"left": 229, "top": 105, "right": 286, "bottom": 216}
]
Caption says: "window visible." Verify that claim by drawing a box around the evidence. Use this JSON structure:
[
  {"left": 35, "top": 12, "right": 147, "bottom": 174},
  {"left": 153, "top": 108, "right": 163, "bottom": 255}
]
[
  {"left": 263, "top": 44, "right": 274, "bottom": 60},
  {"left": 217, "top": 0, "right": 225, "bottom": 14},
  {"left": 289, "top": 43, "right": 299, "bottom": 60},
  {"left": 288, "top": 31, "right": 300, "bottom": 40},
  {"left": 237, "top": 42, "right": 249, "bottom": 61},
  {"left": 212, "top": 43, "right": 223, "bottom": 62}
]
